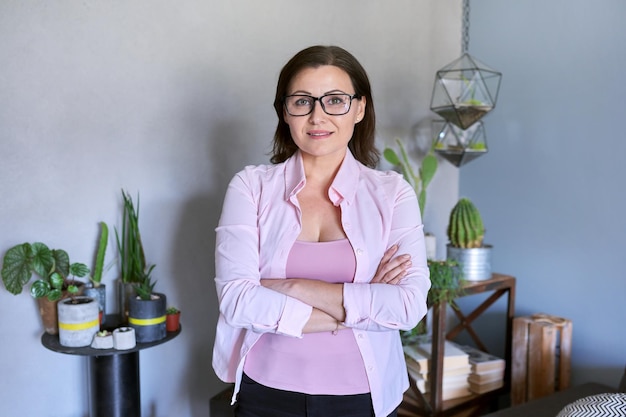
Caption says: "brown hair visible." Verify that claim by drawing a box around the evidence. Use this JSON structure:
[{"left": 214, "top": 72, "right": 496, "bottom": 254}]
[{"left": 270, "top": 45, "right": 379, "bottom": 168}]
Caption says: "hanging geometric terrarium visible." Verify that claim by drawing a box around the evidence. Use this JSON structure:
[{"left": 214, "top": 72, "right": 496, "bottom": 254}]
[
  {"left": 430, "top": 53, "right": 502, "bottom": 130},
  {"left": 432, "top": 119, "right": 487, "bottom": 167}
]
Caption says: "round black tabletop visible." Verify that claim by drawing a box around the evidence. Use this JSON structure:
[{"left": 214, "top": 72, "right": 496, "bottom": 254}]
[{"left": 41, "top": 314, "right": 181, "bottom": 357}]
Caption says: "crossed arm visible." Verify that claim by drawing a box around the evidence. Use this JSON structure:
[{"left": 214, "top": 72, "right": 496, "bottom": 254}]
[{"left": 260, "top": 244, "right": 412, "bottom": 334}]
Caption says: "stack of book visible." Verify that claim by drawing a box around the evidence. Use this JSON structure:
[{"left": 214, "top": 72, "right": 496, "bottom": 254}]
[
  {"left": 453, "top": 343, "right": 506, "bottom": 394},
  {"left": 403, "top": 340, "right": 472, "bottom": 401}
]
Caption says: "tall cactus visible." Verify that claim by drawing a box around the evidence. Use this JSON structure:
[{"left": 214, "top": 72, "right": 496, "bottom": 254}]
[{"left": 447, "top": 198, "right": 485, "bottom": 248}]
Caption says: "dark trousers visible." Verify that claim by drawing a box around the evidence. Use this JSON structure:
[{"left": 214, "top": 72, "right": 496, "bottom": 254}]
[{"left": 236, "top": 373, "right": 398, "bottom": 417}]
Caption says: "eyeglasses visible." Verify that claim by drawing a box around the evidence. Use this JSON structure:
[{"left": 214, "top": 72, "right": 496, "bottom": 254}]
[{"left": 283, "top": 93, "right": 360, "bottom": 116}]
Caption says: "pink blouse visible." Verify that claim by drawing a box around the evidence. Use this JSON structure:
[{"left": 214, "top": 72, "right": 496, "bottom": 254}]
[
  {"left": 243, "top": 239, "right": 370, "bottom": 395},
  {"left": 212, "top": 150, "right": 430, "bottom": 416}
]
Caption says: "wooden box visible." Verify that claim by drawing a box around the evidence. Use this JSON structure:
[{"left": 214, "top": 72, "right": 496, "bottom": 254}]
[{"left": 511, "top": 314, "right": 572, "bottom": 405}]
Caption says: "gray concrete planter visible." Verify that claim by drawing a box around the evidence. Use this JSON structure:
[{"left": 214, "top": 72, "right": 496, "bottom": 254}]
[
  {"left": 57, "top": 296, "right": 100, "bottom": 347},
  {"left": 446, "top": 244, "right": 493, "bottom": 281}
]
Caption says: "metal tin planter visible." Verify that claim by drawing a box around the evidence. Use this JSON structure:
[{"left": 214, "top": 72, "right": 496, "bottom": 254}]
[
  {"left": 128, "top": 292, "right": 166, "bottom": 343},
  {"left": 84, "top": 283, "right": 106, "bottom": 326},
  {"left": 446, "top": 244, "right": 493, "bottom": 281},
  {"left": 57, "top": 296, "right": 100, "bottom": 347},
  {"left": 117, "top": 280, "right": 137, "bottom": 325}
]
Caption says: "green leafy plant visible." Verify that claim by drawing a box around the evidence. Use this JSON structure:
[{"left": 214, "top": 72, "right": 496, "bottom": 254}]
[
  {"left": 426, "top": 259, "right": 465, "bottom": 307},
  {"left": 383, "top": 138, "right": 438, "bottom": 217},
  {"left": 115, "top": 190, "right": 155, "bottom": 284},
  {"left": 90, "top": 221, "right": 109, "bottom": 287},
  {"left": 401, "top": 259, "right": 465, "bottom": 341},
  {"left": 447, "top": 197, "right": 485, "bottom": 248},
  {"left": 1, "top": 242, "right": 89, "bottom": 301}
]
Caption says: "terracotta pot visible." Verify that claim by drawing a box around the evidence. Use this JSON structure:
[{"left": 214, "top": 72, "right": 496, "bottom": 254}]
[
  {"left": 166, "top": 312, "right": 181, "bottom": 332},
  {"left": 38, "top": 297, "right": 60, "bottom": 335},
  {"left": 37, "top": 285, "right": 85, "bottom": 335}
]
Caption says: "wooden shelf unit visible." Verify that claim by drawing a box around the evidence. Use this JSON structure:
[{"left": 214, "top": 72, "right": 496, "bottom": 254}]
[{"left": 399, "top": 273, "right": 516, "bottom": 417}]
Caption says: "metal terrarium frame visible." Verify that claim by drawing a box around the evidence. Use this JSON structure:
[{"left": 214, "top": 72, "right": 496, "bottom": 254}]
[{"left": 430, "top": 0, "right": 502, "bottom": 167}]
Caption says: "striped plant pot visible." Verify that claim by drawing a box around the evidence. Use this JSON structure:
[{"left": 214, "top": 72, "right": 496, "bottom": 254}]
[
  {"left": 57, "top": 296, "right": 100, "bottom": 347},
  {"left": 128, "top": 292, "right": 166, "bottom": 343}
]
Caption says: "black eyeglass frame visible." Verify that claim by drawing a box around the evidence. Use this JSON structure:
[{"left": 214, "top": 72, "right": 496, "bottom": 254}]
[{"left": 283, "top": 93, "right": 362, "bottom": 117}]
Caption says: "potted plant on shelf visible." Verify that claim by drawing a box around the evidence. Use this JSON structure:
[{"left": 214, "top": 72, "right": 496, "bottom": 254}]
[
  {"left": 384, "top": 138, "right": 439, "bottom": 259},
  {"left": 166, "top": 306, "right": 181, "bottom": 332},
  {"left": 128, "top": 276, "right": 166, "bottom": 343},
  {"left": 57, "top": 292, "right": 100, "bottom": 348},
  {"left": 446, "top": 197, "right": 492, "bottom": 281},
  {"left": 1, "top": 242, "right": 90, "bottom": 334},
  {"left": 84, "top": 221, "right": 109, "bottom": 325},
  {"left": 115, "top": 190, "right": 155, "bottom": 323},
  {"left": 401, "top": 259, "right": 465, "bottom": 344}
]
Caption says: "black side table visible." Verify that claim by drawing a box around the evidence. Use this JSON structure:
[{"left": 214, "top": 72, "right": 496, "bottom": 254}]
[{"left": 41, "top": 314, "right": 181, "bottom": 417}]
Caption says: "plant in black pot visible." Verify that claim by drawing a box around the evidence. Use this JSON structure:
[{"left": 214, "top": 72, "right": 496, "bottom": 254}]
[
  {"left": 115, "top": 190, "right": 155, "bottom": 323},
  {"left": 128, "top": 276, "right": 166, "bottom": 343},
  {"left": 446, "top": 197, "right": 493, "bottom": 281},
  {"left": 1, "top": 242, "right": 90, "bottom": 334}
]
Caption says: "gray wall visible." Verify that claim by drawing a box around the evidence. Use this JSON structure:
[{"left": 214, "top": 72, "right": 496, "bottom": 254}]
[
  {"left": 457, "top": 0, "right": 626, "bottom": 388},
  {"left": 0, "top": 1, "right": 461, "bottom": 416}
]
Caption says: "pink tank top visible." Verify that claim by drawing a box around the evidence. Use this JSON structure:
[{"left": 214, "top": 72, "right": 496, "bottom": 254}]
[{"left": 243, "top": 238, "right": 370, "bottom": 395}]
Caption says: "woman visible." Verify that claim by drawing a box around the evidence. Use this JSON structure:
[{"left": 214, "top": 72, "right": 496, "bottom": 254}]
[{"left": 213, "top": 45, "right": 430, "bottom": 417}]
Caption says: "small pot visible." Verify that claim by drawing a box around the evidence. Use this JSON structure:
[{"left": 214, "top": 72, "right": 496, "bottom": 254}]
[
  {"left": 91, "top": 331, "right": 114, "bottom": 349},
  {"left": 113, "top": 327, "right": 136, "bottom": 350},
  {"left": 166, "top": 311, "right": 181, "bottom": 332}
]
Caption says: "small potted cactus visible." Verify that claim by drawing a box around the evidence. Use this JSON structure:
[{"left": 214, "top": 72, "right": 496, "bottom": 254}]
[{"left": 446, "top": 197, "right": 492, "bottom": 281}]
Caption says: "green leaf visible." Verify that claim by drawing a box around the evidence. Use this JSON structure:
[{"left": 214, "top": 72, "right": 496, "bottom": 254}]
[
  {"left": 420, "top": 154, "right": 438, "bottom": 189},
  {"left": 51, "top": 249, "right": 70, "bottom": 278},
  {"left": 1, "top": 243, "right": 34, "bottom": 295},
  {"left": 31, "top": 242, "right": 53, "bottom": 278},
  {"left": 70, "top": 262, "right": 90, "bottom": 278},
  {"left": 383, "top": 148, "right": 400, "bottom": 165},
  {"left": 47, "top": 289, "right": 62, "bottom": 302},
  {"left": 49, "top": 272, "right": 64, "bottom": 290},
  {"left": 67, "top": 285, "right": 79, "bottom": 295},
  {"left": 31, "top": 279, "right": 50, "bottom": 298}
]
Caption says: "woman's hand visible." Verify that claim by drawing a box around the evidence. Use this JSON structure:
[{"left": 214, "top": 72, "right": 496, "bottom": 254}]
[{"left": 370, "top": 244, "right": 412, "bottom": 285}]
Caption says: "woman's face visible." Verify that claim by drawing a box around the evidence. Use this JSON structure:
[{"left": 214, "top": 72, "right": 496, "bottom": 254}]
[{"left": 284, "top": 65, "right": 366, "bottom": 164}]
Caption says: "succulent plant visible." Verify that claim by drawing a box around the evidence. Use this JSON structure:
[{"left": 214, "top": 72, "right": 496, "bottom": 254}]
[{"left": 447, "top": 198, "right": 485, "bottom": 248}]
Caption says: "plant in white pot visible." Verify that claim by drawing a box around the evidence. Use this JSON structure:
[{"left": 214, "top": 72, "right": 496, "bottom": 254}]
[
  {"left": 446, "top": 197, "right": 492, "bottom": 281},
  {"left": 1, "top": 242, "right": 90, "bottom": 334}
]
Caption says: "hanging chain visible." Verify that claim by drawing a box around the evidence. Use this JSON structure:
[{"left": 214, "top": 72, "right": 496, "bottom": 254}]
[{"left": 462, "top": 0, "right": 470, "bottom": 53}]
